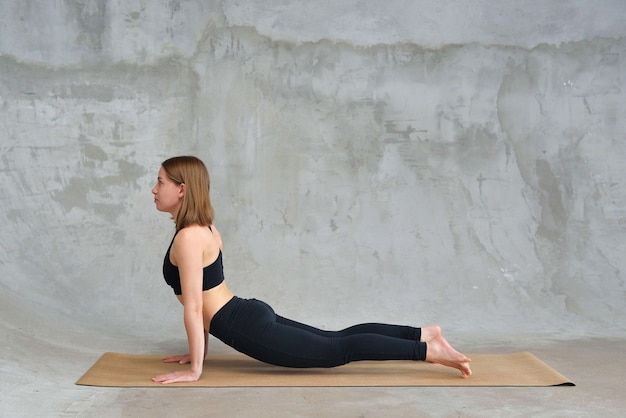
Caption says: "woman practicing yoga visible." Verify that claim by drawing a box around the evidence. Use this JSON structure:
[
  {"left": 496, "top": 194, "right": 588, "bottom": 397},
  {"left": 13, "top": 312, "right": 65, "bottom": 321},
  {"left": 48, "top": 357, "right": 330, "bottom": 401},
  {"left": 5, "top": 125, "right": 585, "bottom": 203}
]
[{"left": 151, "top": 156, "right": 472, "bottom": 384}]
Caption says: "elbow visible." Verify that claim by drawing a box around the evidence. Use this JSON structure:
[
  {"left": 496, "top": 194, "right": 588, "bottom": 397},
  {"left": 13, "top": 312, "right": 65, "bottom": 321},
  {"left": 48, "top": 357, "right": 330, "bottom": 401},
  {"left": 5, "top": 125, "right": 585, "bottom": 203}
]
[{"left": 184, "top": 303, "right": 203, "bottom": 318}]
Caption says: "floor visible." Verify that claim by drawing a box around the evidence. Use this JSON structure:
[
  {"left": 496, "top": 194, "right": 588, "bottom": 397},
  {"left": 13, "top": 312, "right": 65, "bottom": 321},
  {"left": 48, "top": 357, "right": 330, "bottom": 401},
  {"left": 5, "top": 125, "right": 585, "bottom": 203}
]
[{"left": 1, "top": 298, "right": 624, "bottom": 417}]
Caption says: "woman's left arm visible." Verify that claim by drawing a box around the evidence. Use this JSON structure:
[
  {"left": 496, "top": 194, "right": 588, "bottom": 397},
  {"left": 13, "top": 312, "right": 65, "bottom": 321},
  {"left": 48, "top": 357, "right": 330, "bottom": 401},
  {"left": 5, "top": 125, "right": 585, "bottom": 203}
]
[{"left": 152, "top": 228, "right": 206, "bottom": 384}]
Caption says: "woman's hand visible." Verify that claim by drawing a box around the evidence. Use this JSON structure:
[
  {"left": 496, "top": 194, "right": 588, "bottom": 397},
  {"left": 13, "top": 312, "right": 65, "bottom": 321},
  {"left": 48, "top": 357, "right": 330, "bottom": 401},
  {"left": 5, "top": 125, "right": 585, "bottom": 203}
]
[
  {"left": 162, "top": 354, "right": 191, "bottom": 364},
  {"left": 152, "top": 369, "right": 201, "bottom": 384}
]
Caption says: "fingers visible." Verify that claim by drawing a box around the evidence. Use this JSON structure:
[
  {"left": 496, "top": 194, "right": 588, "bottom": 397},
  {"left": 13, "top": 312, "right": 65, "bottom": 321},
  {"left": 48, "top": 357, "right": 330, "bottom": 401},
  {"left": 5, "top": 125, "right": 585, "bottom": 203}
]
[
  {"left": 152, "top": 374, "right": 172, "bottom": 384},
  {"left": 153, "top": 376, "right": 181, "bottom": 384},
  {"left": 152, "top": 370, "right": 199, "bottom": 384},
  {"left": 152, "top": 371, "right": 183, "bottom": 384},
  {"left": 162, "top": 354, "right": 190, "bottom": 364}
]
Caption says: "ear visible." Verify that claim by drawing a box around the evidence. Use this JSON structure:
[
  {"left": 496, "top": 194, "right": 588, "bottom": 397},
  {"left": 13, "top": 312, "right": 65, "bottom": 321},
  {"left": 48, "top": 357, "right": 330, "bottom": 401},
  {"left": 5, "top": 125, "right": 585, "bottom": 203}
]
[{"left": 178, "top": 183, "right": 186, "bottom": 198}]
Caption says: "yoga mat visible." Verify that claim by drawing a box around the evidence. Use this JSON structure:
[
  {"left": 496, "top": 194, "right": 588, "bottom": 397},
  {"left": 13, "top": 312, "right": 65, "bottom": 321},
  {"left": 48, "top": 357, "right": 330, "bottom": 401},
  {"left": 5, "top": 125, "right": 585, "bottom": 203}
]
[{"left": 76, "top": 352, "right": 574, "bottom": 387}]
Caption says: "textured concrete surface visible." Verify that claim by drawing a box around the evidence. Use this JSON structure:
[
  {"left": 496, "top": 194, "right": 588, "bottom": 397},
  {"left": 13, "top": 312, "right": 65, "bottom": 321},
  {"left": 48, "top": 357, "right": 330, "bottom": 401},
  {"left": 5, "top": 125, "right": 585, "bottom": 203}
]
[{"left": 1, "top": 1, "right": 626, "bottom": 416}]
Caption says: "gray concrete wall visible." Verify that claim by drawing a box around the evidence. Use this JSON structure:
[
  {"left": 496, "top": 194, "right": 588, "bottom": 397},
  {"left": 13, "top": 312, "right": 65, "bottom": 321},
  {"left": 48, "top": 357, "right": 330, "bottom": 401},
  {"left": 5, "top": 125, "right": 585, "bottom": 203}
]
[{"left": 1, "top": 0, "right": 625, "bottom": 342}]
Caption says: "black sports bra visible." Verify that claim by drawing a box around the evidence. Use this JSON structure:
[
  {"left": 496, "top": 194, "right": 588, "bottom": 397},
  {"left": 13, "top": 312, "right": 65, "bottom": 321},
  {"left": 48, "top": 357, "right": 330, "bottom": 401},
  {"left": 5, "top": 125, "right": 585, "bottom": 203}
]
[{"left": 162, "top": 231, "right": 225, "bottom": 295}]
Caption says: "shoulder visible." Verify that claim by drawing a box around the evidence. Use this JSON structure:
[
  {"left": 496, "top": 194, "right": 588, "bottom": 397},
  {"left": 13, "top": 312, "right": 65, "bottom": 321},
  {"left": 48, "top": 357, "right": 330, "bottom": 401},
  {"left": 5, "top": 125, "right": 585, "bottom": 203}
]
[
  {"left": 175, "top": 224, "right": 206, "bottom": 239},
  {"left": 173, "top": 225, "right": 207, "bottom": 251}
]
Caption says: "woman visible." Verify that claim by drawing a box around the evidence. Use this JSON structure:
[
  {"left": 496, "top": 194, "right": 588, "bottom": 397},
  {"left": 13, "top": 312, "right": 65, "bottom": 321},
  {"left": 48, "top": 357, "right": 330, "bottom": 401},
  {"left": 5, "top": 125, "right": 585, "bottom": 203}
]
[{"left": 151, "top": 156, "right": 471, "bottom": 384}]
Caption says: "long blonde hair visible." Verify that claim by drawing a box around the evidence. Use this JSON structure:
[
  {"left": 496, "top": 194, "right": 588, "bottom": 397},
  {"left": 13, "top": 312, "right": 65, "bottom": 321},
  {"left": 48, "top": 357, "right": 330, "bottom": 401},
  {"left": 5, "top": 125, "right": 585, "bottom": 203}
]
[{"left": 161, "top": 156, "right": 214, "bottom": 231}]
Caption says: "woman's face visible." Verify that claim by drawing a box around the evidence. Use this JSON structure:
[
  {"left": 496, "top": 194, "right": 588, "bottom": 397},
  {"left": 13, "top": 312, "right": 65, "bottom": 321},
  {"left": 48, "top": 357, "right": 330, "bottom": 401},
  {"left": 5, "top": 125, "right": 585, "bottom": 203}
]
[{"left": 152, "top": 166, "right": 183, "bottom": 216}]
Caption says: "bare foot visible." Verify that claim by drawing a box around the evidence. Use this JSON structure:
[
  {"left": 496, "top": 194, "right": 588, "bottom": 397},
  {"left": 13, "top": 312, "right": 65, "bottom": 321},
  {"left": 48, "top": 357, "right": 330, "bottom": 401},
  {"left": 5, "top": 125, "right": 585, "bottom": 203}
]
[
  {"left": 425, "top": 335, "right": 472, "bottom": 378},
  {"left": 420, "top": 324, "right": 442, "bottom": 342}
]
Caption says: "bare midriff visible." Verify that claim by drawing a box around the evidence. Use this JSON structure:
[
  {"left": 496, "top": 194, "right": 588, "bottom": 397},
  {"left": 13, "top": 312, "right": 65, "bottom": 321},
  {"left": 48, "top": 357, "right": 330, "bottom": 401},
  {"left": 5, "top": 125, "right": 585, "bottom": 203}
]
[{"left": 175, "top": 281, "right": 235, "bottom": 330}]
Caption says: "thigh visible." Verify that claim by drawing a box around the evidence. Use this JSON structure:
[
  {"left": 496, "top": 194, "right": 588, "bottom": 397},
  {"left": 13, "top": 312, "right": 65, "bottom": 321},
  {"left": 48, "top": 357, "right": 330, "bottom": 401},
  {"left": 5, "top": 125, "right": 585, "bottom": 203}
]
[
  {"left": 275, "top": 315, "right": 333, "bottom": 336},
  {"left": 254, "top": 320, "right": 342, "bottom": 368}
]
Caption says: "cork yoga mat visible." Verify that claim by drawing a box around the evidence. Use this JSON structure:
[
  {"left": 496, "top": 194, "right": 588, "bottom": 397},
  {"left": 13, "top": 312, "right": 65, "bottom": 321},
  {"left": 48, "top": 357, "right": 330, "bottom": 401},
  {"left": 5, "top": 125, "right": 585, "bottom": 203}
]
[{"left": 76, "top": 352, "right": 574, "bottom": 387}]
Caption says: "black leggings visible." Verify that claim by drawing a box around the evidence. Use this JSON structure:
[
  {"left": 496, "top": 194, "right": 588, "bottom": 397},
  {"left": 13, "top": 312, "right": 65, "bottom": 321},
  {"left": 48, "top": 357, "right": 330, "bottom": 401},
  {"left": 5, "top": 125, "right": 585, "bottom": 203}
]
[{"left": 209, "top": 296, "right": 427, "bottom": 368}]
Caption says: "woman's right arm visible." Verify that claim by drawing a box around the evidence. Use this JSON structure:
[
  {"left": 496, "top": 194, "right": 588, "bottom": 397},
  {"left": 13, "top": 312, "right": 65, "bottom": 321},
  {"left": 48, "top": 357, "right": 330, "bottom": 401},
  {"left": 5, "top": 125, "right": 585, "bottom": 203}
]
[{"left": 153, "top": 228, "right": 206, "bottom": 384}]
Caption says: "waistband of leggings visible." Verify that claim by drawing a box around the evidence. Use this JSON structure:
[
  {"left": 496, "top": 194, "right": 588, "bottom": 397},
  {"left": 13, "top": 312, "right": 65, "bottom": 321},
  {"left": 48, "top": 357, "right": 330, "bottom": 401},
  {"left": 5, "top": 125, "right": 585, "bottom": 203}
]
[{"left": 213, "top": 295, "right": 240, "bottom": 320}]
